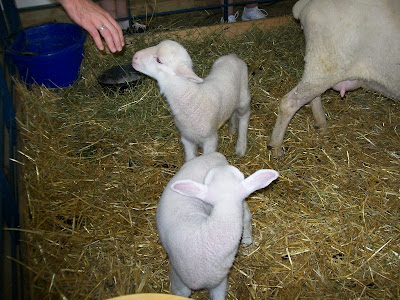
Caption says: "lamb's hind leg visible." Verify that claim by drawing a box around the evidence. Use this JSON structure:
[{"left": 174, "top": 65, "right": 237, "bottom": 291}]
[
  {"left": 181, "top": 136, "right": 198, "bottom": 161},
  {"left": 229, "top": 111, "right": 238, "bottom": 134},
  {"left": 235, "top": 106, "right": 250, "bottom": 156},
  {"left": 268, "top": 85, "right": 322, "bottom": 157},
  {"left": 202, "top": 133, "right": 218, "bottom": 155}
]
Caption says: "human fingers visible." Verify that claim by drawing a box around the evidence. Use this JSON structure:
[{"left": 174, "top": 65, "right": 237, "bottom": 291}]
[
  {"left": 97, "top": 22, "right": 121, "bottom": 53},
  {"left": 61, "top": 0, "right": 124, "bottom": 53},
  {"left": 104, "top": 15, "right": 125, "bottom": 51},
  {"left": 87, "top": 26, "right": 105, "bottom": 51},
  {"left": 108, "top": 16, "right": 125, "bottom": 50}
]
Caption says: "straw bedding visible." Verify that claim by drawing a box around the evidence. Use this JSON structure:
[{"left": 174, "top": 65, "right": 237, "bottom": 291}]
[{"left": 14, "top": 19, "right": 399, "bottom": 299}]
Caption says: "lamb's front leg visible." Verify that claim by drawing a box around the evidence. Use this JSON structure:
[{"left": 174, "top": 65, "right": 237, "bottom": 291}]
[
  {"left": 235, "top": 107, "right": 250, "bottom": 156},
  {"left": 241, "top": 202, "right": 253, "bottom": 246},
  {"left": 181, "top": 136, "right": 198, "bottom": 161},
  {"left": 170, "top": 266, "right": 191, "bottom": 297},
  {"left": 209, "top": 277, "right": 228, "bottom": 300}
]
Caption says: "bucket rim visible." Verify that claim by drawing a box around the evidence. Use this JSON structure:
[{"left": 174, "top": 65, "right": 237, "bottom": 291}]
[{"left": 5, "top": 22, "right": 86, "bottom": 58}]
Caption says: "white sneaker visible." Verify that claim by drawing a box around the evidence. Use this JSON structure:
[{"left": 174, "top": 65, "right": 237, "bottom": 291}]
[
  {"left": 241, "top": 6, "right": 268, "bottom": 21},
  {"left": 220, "top": 11, "right": 239, "bottom": 23},
  {"left": 132, "top": 22, "right": 146, "bottom": 33},
  {"left": 119, "top": 20, "right": 147, "bottom": 33},
  {"left": 119, "top": 20, "right": 130, "bottom": 30}
]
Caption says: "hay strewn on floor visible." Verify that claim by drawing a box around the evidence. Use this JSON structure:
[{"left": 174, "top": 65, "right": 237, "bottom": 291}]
[{"left": 14, "top": 20, "right": 399, "bottom": 299}]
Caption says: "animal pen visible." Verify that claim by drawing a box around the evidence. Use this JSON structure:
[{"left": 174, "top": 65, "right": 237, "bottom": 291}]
[{"left": 1, "top": 0, "right": 399, "bottom": 299}]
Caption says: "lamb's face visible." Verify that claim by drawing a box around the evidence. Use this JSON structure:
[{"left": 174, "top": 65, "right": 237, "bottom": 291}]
[
  {"left": 132, "top": 40, "right": 194, "bottom": 81},
  {"left": 131, "top": 44, "right": 160, "bottom": 78}
]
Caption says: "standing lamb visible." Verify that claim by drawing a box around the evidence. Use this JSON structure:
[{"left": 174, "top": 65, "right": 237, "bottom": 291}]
[
  {"left": 132, "top": 40, "right": 251, "bottom": 161},
  {"left": 268, "top": 0, "right": 400, "bottom": 157},
  {"left": 156, "top": 152, "right": 279, "bottom": 299}
]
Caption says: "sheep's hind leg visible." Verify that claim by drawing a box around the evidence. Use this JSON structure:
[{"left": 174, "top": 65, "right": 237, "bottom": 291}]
[
  {"left": 268, "top": 85, "right": 319, "bottom": 157},
  {"left": 235, "top": 107, "right": 250, "bottom": 156},
  {"left": 209, "top": 277, "right": 228, "bottom": 300},
  {"left": 181, "top": 136, "right": 198, "bottom": 161},
  {"left": 309, "top": 96, "right": 327, "bottom": 131},
  {"left": 170, "top": 267, "right": 191, "bottom": 297}
]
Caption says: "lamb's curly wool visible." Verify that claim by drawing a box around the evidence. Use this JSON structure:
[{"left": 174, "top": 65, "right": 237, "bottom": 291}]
[
  {"left": 132, "top": 40, "right": 251, "bottom": 161},
  {"left": 156, "top": 152, "right": 279, "bottom": 299},
  {"left": 268, "top": 0, "right": 400, "bottom": 157}
]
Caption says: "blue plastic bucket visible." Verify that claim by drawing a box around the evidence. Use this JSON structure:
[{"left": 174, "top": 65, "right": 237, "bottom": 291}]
[{"left": 6, "top": 23, "right": 86, "bottom": 88}]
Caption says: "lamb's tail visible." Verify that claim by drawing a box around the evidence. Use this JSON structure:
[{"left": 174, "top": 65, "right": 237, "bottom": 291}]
[{"left": 292, "top": 0, "right": 312, "bottom": 19}]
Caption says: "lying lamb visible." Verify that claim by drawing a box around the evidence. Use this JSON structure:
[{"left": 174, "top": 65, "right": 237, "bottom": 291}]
[
  {"left": 132, "top": 40, "right": 251, "bottom": 161},
  {"left": 156, "top": 152, "right": 279, "bottom": 299},
  {"left": 268, "top": 0, "right": 400, "bottom": 157}
]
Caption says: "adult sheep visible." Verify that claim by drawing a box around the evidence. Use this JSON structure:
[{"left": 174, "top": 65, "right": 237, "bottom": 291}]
[{"left": 268, "top": 0, "right": 400, "bottom": 157}]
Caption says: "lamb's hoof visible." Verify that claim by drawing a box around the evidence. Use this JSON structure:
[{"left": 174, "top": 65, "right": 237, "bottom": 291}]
[
  {"left": 229, "top": 126, "right": 238, "bottom": 135},
  {"left": 267, "top": 145, "right": 284, "bottom": 158},
  {"left": 240, "top": 237, "right": 254, "bottom": 254},
  {"left": 241, "top": 236, "right": 253, "bottom": 246},
  {"left": 235, "top": 146, "right": 246, "bottom": 157}
]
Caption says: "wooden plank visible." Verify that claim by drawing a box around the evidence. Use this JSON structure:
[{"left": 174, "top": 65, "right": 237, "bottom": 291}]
[{"left": 128, "top": 16, "right": 292, "bottom": 43}]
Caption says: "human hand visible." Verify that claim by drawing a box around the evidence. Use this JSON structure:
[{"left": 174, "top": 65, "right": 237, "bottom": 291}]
[{"left": 58, "top": 0, "right": 125, "bottom": 53}]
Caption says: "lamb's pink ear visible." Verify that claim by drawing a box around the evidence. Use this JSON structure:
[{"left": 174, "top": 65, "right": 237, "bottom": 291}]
[
  {"left": 175, "top": 65, "right": 204, "bottom": 83},
  {"left": 241, "top": 170, "right": 279, "bottom": 197},
  {"left": 171, "top": 180, "right": 208, "bottom": 201}
]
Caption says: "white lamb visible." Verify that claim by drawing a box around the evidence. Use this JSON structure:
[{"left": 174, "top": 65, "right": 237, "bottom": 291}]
[
  {"left": 132, "top": 40, "right": 251, "bottom": 161},
  {"left": 156, "top": 152, "right": 279, "bottom": 299},
  {"left": 268, "top": 0, "right": 400, "bottom": 157}
]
